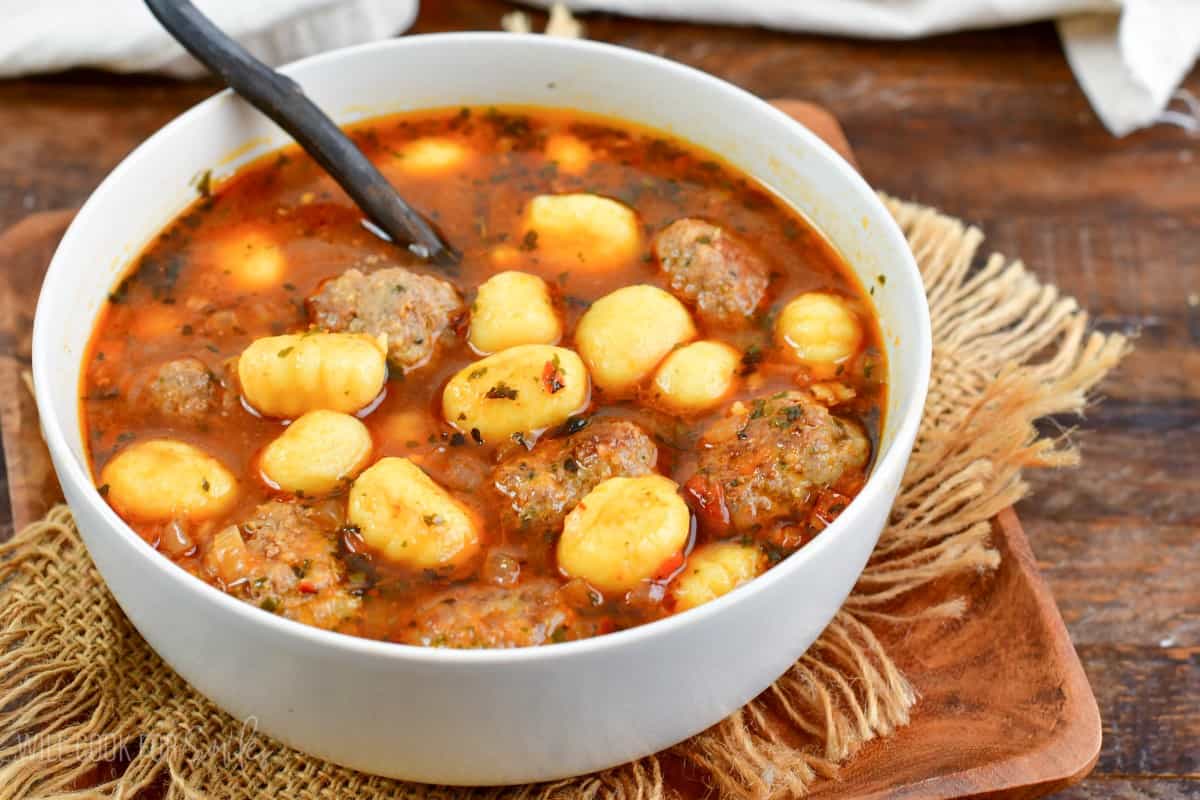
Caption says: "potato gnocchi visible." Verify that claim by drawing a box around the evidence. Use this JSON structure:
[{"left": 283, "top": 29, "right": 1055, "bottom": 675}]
[
  {"left": 576, "top": 285, "right": 697, "bottom": 395},
  {"left": 558, "top": 475, "right": 692, "bottom": 593},
  {"left": 348, "top": 457, "right": 480, "bottom": 569},
  {"left": 442, "top": 344, "right": 588, "bottom": 443},
  {"left": 670, "top": 542, "right": 766, "bottom": 612},
  {"left": 259, "top": 410, "right": 373, "bottom": 495},
  {"left": 651, "top": 340, "right": 741, "bottom": 414},
  {"left": 544, "top": 134, "right": 592, "bottom": 175},
  {"left": 468, "top": 271, "right": 562, "bottom": 354},
  {"left": 100, "top": 439, "right": 237, "bottom": 522},
  {"left": 522, "top": 193, "right": 641, "bottom": 272},
  {"left": 238, "top": 332, "right": 387, "bottom": 418},
  {"left": 775, "top": 292, "right": 864, "bottom": 378},
  {"left": 393, "top": 137, "right": 471, "bottom": 176},
  {"left": 214, "top": 226, "right": 286, "bottom": 290}
]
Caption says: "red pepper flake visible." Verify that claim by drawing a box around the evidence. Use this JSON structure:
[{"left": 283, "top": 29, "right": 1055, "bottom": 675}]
[
  {"left": 542, "top": 359, "right": 565, "bottom": 394},
  {"left": 298, "top": 581, "right": 318, "bottom": 595}
]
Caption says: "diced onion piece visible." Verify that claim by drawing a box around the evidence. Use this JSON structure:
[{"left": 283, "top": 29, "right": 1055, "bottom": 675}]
[
  {"left": 558, "top": 475, "right": 691, "bottom": 593},
  {"left": 206, "top": 525, "right": 252, "bottom": 585}
]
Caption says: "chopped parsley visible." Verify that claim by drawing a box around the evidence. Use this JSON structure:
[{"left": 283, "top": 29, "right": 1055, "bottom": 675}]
[{"left": 485, "top": 381, "right": 519, "bottom": 400}]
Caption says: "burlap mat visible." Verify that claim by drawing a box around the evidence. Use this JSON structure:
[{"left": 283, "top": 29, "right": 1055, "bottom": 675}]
[{"left": 0, "top": 196, "right": 1128, "bottom": 799}]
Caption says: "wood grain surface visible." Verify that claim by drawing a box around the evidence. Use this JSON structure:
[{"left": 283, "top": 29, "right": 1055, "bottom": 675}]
[{"left": 0, "top": 2, "right": 1194, "bottom": 797}]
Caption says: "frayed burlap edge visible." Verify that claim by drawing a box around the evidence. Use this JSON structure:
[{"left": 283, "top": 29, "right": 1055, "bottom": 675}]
[{"left": 0, "top": 196, "right": 1128, "bottom": 800}]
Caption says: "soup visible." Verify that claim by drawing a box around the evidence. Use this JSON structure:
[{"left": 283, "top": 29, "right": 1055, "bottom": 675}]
[{"left": 81, "top": 106, "right": 886, "bottom": 648}]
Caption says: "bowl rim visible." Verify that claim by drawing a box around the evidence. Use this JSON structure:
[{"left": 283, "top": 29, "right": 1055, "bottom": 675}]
[{"left": 33, "top": 31, "right": 931, "bottom": 665}]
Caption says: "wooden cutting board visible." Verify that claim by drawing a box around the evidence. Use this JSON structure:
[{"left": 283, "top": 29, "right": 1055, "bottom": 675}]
[{"left": 0, "top": 101, "right": 1100, "bottom": 799}]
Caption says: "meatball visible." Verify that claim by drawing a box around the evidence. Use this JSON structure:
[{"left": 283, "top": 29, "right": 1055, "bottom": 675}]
[
  {"left": 308, "top": 266, "right": 465, "bottom": 371},
  {"left": 653, "top": 218, "right": 770, "bottom": 328},
  {"left": 686, "top": 392, "right": 869, "bottom": 542},
  {"left": 492, "top": 419, "right": 658, "bottom": 538},
  {"left": 398, "top": 579, "right": 598, "bottom": 648},
  {"left": 147, "top": 357, "right": 218, "bottom": 422},
  {"left": 204, "top": 500, "right": 361, "bottom": 630}
]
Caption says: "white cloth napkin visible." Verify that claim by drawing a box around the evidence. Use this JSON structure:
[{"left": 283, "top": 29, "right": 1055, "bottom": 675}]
[
  {"left": 0, "top": 0, "right": 416, "bottom": 79},
  {"left": 522, "top": 0, "right": 1200, "bottom": 136}
]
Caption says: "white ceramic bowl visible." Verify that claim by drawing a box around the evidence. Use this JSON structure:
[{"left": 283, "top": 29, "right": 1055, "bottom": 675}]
[{"left": 32, "top": 34, "right": 930, "bottom": 785}]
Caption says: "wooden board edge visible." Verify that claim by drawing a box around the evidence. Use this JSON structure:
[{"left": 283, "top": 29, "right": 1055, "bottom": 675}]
[{"left": 967, "top": 508, "right": 1103, "bottom": 797}]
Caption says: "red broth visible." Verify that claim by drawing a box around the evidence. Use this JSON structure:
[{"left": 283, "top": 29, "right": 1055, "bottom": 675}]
[{"left": 81, "top": 106, "right": 886, "bottom": 646}]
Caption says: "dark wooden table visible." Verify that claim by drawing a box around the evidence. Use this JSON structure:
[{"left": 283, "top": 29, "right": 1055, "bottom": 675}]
[{"left": 0, "top": 2, "right": 1195, "bottom": 797}]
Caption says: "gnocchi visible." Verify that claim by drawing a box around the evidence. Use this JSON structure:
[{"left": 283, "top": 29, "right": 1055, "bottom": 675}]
[
  {"left": 775, "top": 292, "right": 864, "bottom": 378},
  {"left": 259, "top": 410, "right": 373, "bottom": 495},
  {"left": 238, "top": 332, "right": 387, "bottom": 418},
  {"left": 544, "top": 134, "right": 592, "bottom": 174},
  {"left": 575, "top": 285, "right": 697, "bottom": 395},
  {"left": 469, "top": 271, "right": 562, "bottom": 354},
  {"left": 393, "top": 137, "right": 471, "bottom": 176},
  {"left": 100, "top": 439, "right": 237, "bottom": 522},
  {"left": 442, "top": 344, "right": 588, "bottom": 443},
  {"left": 670, "top": 542, "right": 766, "bottom": 612},
  {"left": 214, "top": 226, "right": 286, "bottom": 290},
  {"left": 651, "top": 340, "right": 741, "bottom": 414},
  {"left": 557, "top": 475, "right": 691, "bottom": 593},
  {"left": 348, "top": 457, "right": 480, "bottom": 569},
  {"left": 522, "top": 193, "right": 640, "bottom": 272}
]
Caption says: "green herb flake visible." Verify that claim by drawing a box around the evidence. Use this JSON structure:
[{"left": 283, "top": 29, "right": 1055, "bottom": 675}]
[
  {"left": 485, "top": 381, "right": 519, "bottom": 400},
  {"left": 277, "top": 346, "right": 294, "bottom": 358}
]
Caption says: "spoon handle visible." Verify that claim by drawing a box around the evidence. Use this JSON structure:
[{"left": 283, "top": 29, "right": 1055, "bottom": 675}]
[{"left": 144, "top": 0, "right": 460, "bottom": 268}]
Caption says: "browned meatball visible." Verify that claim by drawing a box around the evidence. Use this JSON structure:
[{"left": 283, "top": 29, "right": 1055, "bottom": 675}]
[
  {"left": 308, "top": 265, "right": 465, "bottom": 371},
  {"left": 686, "top": 392, "right": 869, "bottom": 541},
  {"left": 653, "top": 218, "right": 770, "bottom": 328},
  {"left": 204, "top": 500, "right": 361, "bottom": 630},
  {"left": 492, "top": 419, "right": 658, "bottom": 537},
  {"left": 398, "top": 579, "right": 598, "bottom": 648},
  {"left": 147, "top": 357, "right": 218, "bottom": 422}
]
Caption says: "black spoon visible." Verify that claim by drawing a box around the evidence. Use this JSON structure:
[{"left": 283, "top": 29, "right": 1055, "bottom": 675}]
[{"left": 144, "top": 0, "right": 460, "bottom": 269}]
